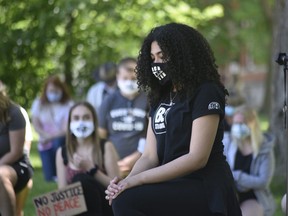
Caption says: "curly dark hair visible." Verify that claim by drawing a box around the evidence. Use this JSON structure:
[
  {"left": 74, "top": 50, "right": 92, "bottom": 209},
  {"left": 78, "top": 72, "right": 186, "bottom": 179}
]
[{"left": 136, "top": 22, "right": 227, "bottom": 108}]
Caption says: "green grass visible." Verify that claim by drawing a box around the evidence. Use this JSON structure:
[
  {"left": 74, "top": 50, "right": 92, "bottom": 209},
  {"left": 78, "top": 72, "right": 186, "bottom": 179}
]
[
  {"left": 271, "top": 177, "right": 286, "bottom": 216},
  {"left": 24, "top": 142, "right": 57, "bottom": 216}
]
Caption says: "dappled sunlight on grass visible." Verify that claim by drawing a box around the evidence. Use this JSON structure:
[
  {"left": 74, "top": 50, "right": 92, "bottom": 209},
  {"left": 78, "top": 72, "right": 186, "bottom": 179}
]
[
  {"left": 29, "top": 149, "right": 42, "bottom": 169},
  {"left": 30, "top": 128, "right": 42, "bottom": 168},
  {"left": 259, "top": 113, "right": 269, "bottom": 132},
  {"left": 260, "top": 121, "right": 269, "bottom": 131}
]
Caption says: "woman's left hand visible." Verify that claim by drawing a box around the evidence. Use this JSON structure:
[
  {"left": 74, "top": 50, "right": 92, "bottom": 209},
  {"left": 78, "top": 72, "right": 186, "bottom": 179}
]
[{"left": 105, "top": 176, "right": 139, "bottom": 205}]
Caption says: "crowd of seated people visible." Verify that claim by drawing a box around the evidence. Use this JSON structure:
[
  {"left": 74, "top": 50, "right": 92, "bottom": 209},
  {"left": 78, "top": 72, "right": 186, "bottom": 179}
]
[{"left": 6, "top": 57, "right": 286, "bottom": 216}]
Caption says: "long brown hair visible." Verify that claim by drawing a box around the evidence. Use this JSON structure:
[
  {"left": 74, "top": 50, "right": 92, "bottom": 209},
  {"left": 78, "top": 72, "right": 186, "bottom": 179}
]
[
  {"left": 40, "top": 75, "right": 71, "bottom": 104},
  {"left": 0, "top": 82, "right": 11, "bottom": 123},
  {"left": 66, "top": 101, "right": 103, "bottom": 169}
]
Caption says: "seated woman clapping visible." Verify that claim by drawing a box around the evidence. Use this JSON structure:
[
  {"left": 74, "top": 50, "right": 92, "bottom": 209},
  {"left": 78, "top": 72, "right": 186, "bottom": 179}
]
[{"left": 56, "top": 101, "right": 120, "bottom": 216}]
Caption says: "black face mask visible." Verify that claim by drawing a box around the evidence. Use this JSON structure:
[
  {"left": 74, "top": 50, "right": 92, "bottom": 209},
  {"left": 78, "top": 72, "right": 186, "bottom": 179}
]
[{"left": 151, "top": 63, "right": 171, "bottom": 85}]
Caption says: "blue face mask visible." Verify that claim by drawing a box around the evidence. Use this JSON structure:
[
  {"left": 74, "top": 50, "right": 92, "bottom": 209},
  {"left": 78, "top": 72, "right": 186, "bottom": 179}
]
[
  {"left": 231, "top": 123, "right": 250, "bottom": 140},
  {"left": 225, "top": 106, "right": 235, "bottom": 117},
  {"left": 151, "top": 63, "right": 171, "bottom": 85},
  {"left": 46, "top": 91, "right": 62, "bottom": 102}
]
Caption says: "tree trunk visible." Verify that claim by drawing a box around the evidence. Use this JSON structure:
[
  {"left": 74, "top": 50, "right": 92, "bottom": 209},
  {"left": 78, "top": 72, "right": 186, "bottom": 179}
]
[
  {"left": 270, "top": 0, "right": 288, "bottom": 177},
  {"left": 63, "top": 13, "right": 75, "bottom": 94},
  {"left": 260, "top": 0, "right": 273, "bottom": 115}
]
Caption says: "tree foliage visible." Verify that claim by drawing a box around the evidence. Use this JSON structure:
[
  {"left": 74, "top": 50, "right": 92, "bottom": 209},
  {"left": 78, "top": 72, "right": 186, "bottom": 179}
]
[
  {"left": 198, "top": 0, "right": 272, "bottom": 66},
  {"left": 0, "top": 0, "right": 271, "bottom": 110}
]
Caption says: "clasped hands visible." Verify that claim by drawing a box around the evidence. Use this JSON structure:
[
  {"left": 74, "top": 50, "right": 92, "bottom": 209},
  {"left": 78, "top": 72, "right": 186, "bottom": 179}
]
[
  {"left": 105, "top": 176, "right": 135, "bottom": 205},
  {"left": 73, "top": 153, "right": 94, "bottom": 171}
]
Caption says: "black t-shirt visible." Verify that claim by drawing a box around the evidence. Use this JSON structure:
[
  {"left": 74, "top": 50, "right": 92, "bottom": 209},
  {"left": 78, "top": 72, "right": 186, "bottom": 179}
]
[
  {"left": 235, "top": 149, "right": 257, "bottom": 203},
  {"left": 148, "top": 82, "right": 241, "bottom": 214},
  {"left": 0, "top": 103, "right": 26, "bottom": 158},
  {"left": 150, "top": 82, "right": 225, "bottom": 167}
]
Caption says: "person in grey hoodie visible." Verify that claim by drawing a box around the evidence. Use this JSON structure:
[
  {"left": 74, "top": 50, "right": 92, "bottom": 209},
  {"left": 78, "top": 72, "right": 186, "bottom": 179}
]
[{"left": 224, "top": 105, "right": 275, "bottom": 216}]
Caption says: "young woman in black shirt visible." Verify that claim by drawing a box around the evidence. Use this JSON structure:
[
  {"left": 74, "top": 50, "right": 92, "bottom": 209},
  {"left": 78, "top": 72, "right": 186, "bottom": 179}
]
[{"left": 105, "top": 22, "right": 242, "bottom": 216}]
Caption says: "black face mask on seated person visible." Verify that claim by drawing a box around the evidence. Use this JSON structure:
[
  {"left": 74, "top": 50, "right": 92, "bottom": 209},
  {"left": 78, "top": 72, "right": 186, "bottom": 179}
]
[{"left": 151, "top": 63, "right": 172, "bottom": 86}]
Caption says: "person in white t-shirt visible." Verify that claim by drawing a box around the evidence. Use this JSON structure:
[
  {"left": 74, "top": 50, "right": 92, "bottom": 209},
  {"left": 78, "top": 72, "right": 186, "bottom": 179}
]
[{"left": 31, "top": 75, "right": 74, "bottom": 182}]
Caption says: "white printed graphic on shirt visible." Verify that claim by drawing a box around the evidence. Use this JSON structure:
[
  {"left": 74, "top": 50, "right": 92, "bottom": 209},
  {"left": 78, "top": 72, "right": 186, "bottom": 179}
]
[
  {"left": 208, "top": 102, "right": 220, "bottom": 110},
  {"left": 110, "top": 108, "right": 146, "bottom": 131},
  {"left": 153, "top": 103, "right": 172, "bottom": 134}
]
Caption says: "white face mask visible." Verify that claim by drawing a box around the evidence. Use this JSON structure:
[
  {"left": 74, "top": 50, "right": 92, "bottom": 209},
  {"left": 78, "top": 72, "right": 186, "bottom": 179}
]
[
  {"left": 231, "top": 123, "right": 250, "bottom": 140},
  {"left": 70, "top": 121, "right": 94, "bottom": 138},
  {"left": 117, "top": 79, "right": 138, "bottom": 95},
  {"left": 46, "top": 91, "right": 62, "bottom": 102}
]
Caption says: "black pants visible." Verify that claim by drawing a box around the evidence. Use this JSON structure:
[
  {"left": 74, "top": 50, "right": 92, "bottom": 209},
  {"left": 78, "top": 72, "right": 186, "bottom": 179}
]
[
  {"left": 71, "top": 173, "right": 113, "bottom": 216},
  {"left": 112, "top": 178, "right": 242, "bottom": 216},
  {"left": 112, "top": 179, "right": 215, "bottom": 216}
]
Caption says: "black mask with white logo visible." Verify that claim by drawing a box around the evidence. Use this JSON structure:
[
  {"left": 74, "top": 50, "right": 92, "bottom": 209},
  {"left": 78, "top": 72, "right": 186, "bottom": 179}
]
[{"left": 151, "top": 63, "right": 171, "bottom": 85}]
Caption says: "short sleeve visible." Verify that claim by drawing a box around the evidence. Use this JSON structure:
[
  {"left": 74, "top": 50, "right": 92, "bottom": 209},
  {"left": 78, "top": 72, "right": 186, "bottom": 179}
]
[
  {"left": 20, "top": 107, "right": 33, "bottom": 142},
  {"left": 149, "top": 106, "right": 155, "bottom": 118},
  {"left": 191, "top": 82, "right": 225, "bottom": 121},
  {"left": 9, "top": 104, "right": 26, "bottom": 131}
]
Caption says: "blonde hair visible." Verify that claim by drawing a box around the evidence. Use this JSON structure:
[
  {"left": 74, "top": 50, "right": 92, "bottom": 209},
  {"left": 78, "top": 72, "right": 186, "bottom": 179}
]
[
  {"left": 234, "top": 105, "right": 263, "bottom": 156},
  {"left": 66, "top": 101, "right": 103, "bottom": 169}
]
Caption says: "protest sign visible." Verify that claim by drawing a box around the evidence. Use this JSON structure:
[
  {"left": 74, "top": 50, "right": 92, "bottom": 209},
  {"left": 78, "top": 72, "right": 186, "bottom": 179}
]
[{"left": 33, "top": 182, "right": 87, "bottom": 216}]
